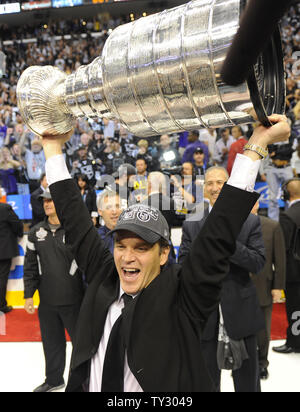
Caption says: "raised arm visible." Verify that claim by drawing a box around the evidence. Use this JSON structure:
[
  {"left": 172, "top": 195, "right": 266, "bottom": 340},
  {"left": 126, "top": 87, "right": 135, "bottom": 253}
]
[
  {"left": 179, "top": 114, "right": 290, "bottom": 329},
  {"left": 41, "top": 133, "right": 113, "bottom": 284}
]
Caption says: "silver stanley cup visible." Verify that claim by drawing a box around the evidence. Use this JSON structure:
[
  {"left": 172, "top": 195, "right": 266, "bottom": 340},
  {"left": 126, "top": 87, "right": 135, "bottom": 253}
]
[{"left": 16, "top": 0, "right": 285, "bottom": 138}]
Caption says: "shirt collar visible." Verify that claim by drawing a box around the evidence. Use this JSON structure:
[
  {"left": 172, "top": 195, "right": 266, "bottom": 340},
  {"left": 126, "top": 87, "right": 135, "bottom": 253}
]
[
  {"left": 288, "top": 199, "right": 300, "bottom": 208},
  {"left": 118, "top": 286, "right": 138, "bottom": 303}
]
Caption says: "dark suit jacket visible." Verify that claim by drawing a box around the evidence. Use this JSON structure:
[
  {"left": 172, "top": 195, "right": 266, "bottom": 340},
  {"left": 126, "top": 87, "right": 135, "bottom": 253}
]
[
  {"left": 251, "top": 216, "right": 286, "bottom": 307},
  {"left": 179, "top": 211, "right": 265, "bottom": 341},
  {"left": 50, "top": 179, "right": 259, "bottom": 392},
  {"left": 0, "top": 203, "right": 23, "bottom": 260},
  {"left": 280, "top": 201, "right": 300, "bottom": 283}
]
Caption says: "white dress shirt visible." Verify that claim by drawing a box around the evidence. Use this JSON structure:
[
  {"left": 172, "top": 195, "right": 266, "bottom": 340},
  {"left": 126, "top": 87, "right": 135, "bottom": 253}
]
[{"left": 89, "top": 288, "right": 142, "bottom": 393}]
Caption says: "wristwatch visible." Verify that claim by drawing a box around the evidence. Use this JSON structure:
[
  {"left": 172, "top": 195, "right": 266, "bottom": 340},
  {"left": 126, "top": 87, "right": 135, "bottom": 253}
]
[{"left": 243, "top": 143, "right": 268, "bottom": 159}]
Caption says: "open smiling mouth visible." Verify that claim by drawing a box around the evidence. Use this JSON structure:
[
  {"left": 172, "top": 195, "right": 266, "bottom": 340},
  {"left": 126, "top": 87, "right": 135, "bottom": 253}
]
[{"left": 122, "top": 268, "right": 141, "bottom": 278}]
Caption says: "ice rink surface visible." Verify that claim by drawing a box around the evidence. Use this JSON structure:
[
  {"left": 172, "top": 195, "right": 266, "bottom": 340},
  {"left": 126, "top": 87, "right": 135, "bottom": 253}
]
[{"left": 0, "top": 340, "right": 299, "bottom": 392}]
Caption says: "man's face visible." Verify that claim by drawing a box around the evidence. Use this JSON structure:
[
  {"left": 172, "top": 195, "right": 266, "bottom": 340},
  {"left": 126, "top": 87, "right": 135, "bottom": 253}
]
[
  {"left": 43, "top": 199, "right": 56, "bottom": 217},
  {"left": 32, "top": 144, "right": 42, "bottom": 153},
  {"left": 136, "top": 159, "right": 147, "bottom": 174},
  {"left": 231, "top": 126, "right": 242, "bottom": 140},
  {"left": 205, "top": 169, "right": 228, "bottom": 206},
  {"left": 193, "top": 151, "right": 204, "bottom": 165},
  {"left": 81, "top": 133, "right": 90, "bottom": 146},
  {"left": 99, "top": 195, "right": 122, "bottom": 230},
  {"left": 182, "top": 162, "right": 193, "bottom": 176},
  {"left": 78, "top": 148, "right": 87, "bottom": 159},
  {"left": 221, "top": 129, "right": 230, "bottom": 140},
  {"left": 114, "top": 231, "right": 169, "bottom": 295}
]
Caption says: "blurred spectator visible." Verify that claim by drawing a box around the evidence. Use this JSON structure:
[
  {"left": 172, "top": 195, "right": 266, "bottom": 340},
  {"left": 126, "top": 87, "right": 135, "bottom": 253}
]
[
  {"left": 273, "top": 179, "right": 300, "bottom": 355},
  {"left": 24, "top": 139, "right": 46, "bottom": 193},
  {"left": 90, "top": 129, "right": 105, "bottom": 160},
  {"left": 136, "top": 139, "right": 154, "bottom": 171},
  {"left": 199, "top": 128, "right": 217, "bottom": 164},
  {"left": 155, "top": 134, "right": 181, "bottom": 170},
  {"left": 129, "top": 157, "right": 149, "bottom": 204},
  {"left": 71, "top": 144, "right": 99, "bottom": 188},
  {"left": 193, "top": 147, "right": 206, "bottom": 177},
  {"left": 251, "top": 201, "right": 286, "bottom": 380},
  {"left": 291, "top": 143, "right": 300, "bottom": 177},
  {"left": 10, "top": 142, "right": 28, "bottom": 186},
  {"left": 0, "top": 146, "right": 21, "bottom": 194},
  {"left": 212, "top": 128, "right": 235, "bottom": 169},
  {"left": 99, "top": 137, "right": 134, "bottom": 176},
  {"left": 0, "top": 191, "right": 23, "bottom": 314},
  {"left": 144, "top": 171, "right": 178, "bottom": 230},
  {"left": 76, "top": 173, "right": 98, "bottom": 225},
  {"left": 182, "top": 130, "right": 209, "bottom": 166},
  {"left": 97, "top": 190, "right": 123, "bottom": 254},
  {"left": 109, "top": 163, "right": 136, "bottom": 207},
  {"left": 23, "top": 189, "right": 84, "bottom": 393},
  {"left": 227, "top": 126, "right": 248, "bottom": 176},
  {"left": 170, "top": 162, "right": 197, "bottom": 214}
]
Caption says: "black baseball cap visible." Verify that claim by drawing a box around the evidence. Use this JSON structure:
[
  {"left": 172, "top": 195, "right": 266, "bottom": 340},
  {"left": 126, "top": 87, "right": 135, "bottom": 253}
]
[
  {"left": 108, "top": 204, "right": 170, "bottom": 245},
  {"left": 194, "top": 147, "right": 204, "bottom": 154}
]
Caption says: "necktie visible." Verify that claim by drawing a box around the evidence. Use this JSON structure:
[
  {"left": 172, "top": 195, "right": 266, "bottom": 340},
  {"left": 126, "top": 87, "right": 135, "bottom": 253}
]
[{"left": 101, "top": 293, "right": 132, "bottom": 392}]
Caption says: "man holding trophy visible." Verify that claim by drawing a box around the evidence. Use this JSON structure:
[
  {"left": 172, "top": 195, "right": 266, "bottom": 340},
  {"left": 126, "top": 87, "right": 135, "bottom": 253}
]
[{"left": 16, "top": 0, "right": 291, "bottom": 393}]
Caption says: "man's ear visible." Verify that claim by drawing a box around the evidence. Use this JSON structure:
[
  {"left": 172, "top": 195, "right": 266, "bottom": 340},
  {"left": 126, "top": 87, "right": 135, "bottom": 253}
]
[{"left": 160, "top": 247, "right": 170, "bottom": 266}]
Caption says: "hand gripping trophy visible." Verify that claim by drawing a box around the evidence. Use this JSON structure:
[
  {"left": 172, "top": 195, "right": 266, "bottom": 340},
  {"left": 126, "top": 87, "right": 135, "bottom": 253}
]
[{"left": 16, "top": 0, "right": 285, "bottom": 139}]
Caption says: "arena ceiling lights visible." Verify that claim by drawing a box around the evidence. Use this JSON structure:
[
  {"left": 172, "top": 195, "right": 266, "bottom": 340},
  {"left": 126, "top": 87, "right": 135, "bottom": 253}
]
[
  {"left": 0, "top": 2, "right": 20, "bottom": 14},
  {"left": 21, "top": 1, "right": 52, "bottom": 10}
]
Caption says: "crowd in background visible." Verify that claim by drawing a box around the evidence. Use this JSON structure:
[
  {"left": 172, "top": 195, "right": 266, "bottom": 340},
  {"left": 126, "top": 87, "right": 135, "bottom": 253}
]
[{"left": 0, "top": 3, "right": 300, "bottom": 224}]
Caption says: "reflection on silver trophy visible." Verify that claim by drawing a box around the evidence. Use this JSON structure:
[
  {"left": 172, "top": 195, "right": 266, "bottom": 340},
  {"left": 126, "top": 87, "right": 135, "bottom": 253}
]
[{"left": 16, "top": 0, "right": 285, "bottom": 138}]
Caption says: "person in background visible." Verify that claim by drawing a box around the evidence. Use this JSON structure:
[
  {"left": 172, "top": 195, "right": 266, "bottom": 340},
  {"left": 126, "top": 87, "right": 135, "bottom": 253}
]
[
  {"left": 260, "top": 135, "right": 294, "bottom": 222},
  {"left": 212, "top": 128, "right": 235, "bottom": 169},
  {"left": 71, "top": 145, "right": 98, "bottom": 188},
  {"left": 273, "top": 178, "right": 300, "bottom": 354},
  {"left": 0, "top": 188, "right": 23, "bottom": 314},
  {"left": 24, "top": 139, "right": 46, "bottom": 193},
  {"left": 170, "top": 162, "right": 197, "bottom": 214},
  {"left": 250, "top": 201, "right": 286, "bottom": 380},
  {"left": 291, "top": 143, "right": 300, "bottom": 177},
  {"left": 199, "top": 128, "right": 217, "bottom": 165},
  {"left": 193, "top": 147, "right": 207, "bottom": 177},
  {"left": 24, "top": 189, "right": 85, "bottom": 392},
  {"left": 130, "top": 157, "right": 149, "bottom": 204},
  {"left": 0, "top": 146, "right": 21, "bottom": 195},
  {"left": 97, "top": 190, "right": 123, "bottom": 254},
  {"left": 182, "top": 130, "right": 209, "bottom": 166},
  {"left": 30, "top": 173, "right": 48, "bottom": 227},
  {"left": 179, "top": 166, "right": 266, "bottom": 392},
  {"left": 227, "top": 126, "right": 248, "bottom": 176},
  {"left": 76, "top": 173, "right": 98, "bottom": 225},
  {"left": 155, "top": 134, "right": 181, "bottom": 170},
  {"left": 135, "top": 140, "right": 154, "bottom": 171},
  {"left": 112, "top": 163, "right": 137, "bottom": 207}
]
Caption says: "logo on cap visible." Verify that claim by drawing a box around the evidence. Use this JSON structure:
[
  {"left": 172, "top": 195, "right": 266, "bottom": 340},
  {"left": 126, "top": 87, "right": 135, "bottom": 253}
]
[{"left": 121, "top": 205, "right": 159, "bottom": 224}]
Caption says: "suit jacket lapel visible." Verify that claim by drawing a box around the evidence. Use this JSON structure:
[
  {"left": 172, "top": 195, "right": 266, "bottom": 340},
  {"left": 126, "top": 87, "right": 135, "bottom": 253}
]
[{"left": 92, "top": 270, "right": 120, "bottom": 346}]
